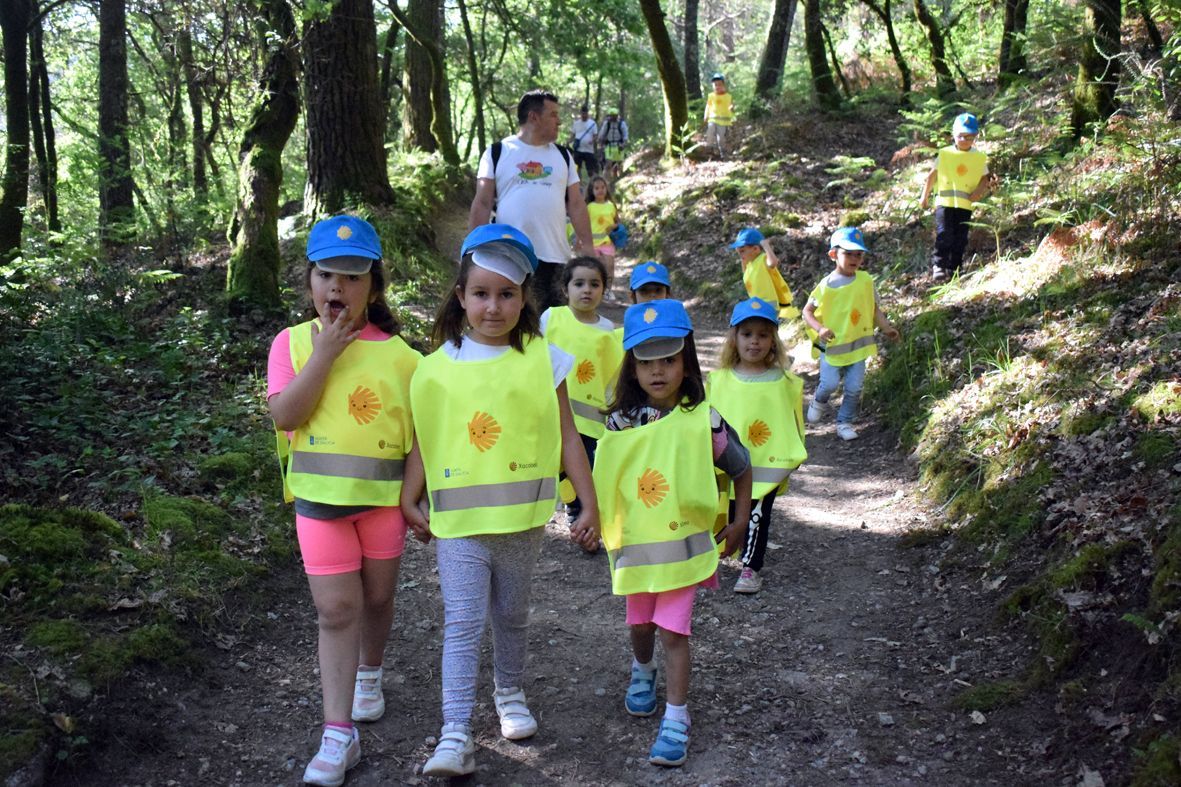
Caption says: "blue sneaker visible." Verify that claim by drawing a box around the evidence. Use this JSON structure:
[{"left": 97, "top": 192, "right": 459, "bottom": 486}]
[
  {"left": 625, "top": 665, "right": 658, "bottom": 716},
  {"left": 648, "top": 718, "right": 690, "bottom": 766}
]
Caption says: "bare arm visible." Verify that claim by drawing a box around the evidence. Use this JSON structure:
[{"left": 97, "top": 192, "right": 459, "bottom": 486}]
[
  {"left": 566, "top": 184, "right": 595, "bottom": 256},
  {"left": 399, "top": 439, "right": 431, "bottom": 542},
  {"left": 468, "top": 177, "right": 496, "bottom": 232},
  {"left": 557, "top": 382, "right": 600, "bottom": 549},
  {"left": 874, "top": 305, "right": 900, "bottom": 341},
  {"left": 919, "top": 167, "right": 938, "bottom": 209},
  {"left": 760, "top": 238, "right": 780, "bottom": 268},
  {"left": 716, "top": 465, "right": 752, "bottom": 556},
  {"left": 268, "top": 310, "right": 360, "bottom": 431},
  {"left": 969, "top": 172, "right": 998, "bottom": 203},
  {"left": 802, "top": 302, "right": 834, "bottom": 342}
]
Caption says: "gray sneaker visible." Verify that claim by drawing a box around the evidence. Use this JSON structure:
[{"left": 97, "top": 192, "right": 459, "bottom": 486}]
[
  {"left": 806, "top": 398, "right": 829, "bottom": 424},
  {"left": 423, "top": 723, "right": 476, "bottom": 777}
]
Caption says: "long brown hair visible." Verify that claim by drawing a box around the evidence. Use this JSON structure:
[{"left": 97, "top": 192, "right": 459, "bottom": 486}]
[
  {"left": 606, "top": 334, "right": 706, "bottom": 415},
  {"left": 719, "top": 318, "right": 787, "bottom": 370},
  {"left": 431, "top": 255, "right": 540, "bottom": 352},
  {"left": 303, "top": 262, "right": 401, "bottom": 336}
]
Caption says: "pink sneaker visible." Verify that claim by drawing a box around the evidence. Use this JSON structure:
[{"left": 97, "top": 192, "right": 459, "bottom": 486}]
[
  {"left": 734, "top": 567, "right": 762, "bottom": 594},
  {"left": 303, "top": 726, "right": 360, "bottom": 786}
]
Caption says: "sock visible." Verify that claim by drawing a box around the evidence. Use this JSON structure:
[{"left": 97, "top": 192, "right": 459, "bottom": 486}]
[
  {"left": 664, "top": 702, "right": 690, "bottom": 726},
  {"left": 632, "top": 657, "right": 656, "bottom": 674},
  {"left": 325, "top": 722, "right": 353, "bottom": 734}
]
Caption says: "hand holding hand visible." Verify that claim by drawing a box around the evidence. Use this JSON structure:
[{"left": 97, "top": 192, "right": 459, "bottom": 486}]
[
  {"left": 570, "top": 509, "right": 601, "bottom": 553},
  {"left": 404, "top": 498, "right": 432, "bottom": 543}
]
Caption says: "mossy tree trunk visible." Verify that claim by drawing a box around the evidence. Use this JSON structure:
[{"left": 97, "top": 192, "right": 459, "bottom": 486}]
[
  {"left": 98, "top": 0, "right": 135, "bottom": 246},
  {"left": 28, "top": 8, "right": 60, "bottom": 234},
  {"left": 639, "top": 0, "right": 690, "bottom": 159},
  {"left": 998, "top": 0, "right": 1030, "bottom": 87},
  {"left": 755, "top": 0, "right": 798, "bottom": 100},
  {"left": 389, "top": 0, "right": 459, "bottom": 166},
  {"left": 226, "top": 0, "right": 300, "bottom": 311},
  {"left": 913, "top": 0, "right": 956, "bottom": 97},
  {"left": 177, "top": 22, "right": 207, "bottom": 199},
  {"left": 1070, "top": 0, "right": 1122, "bottom": 137},
  {"left": 456, "top": 0, "right": 485, "bottom": 154},
  {"left": 862, "top": 0, "right": 911, "bottom": 102},
  {"left": 804, "top": 0, "right": 840, "bottom": 109},
  {"left": 683, "top": 0, "right": 702, "bottom": 101},
  {"left": 0, "top": 0, "right": 31, "bottom": 261}
]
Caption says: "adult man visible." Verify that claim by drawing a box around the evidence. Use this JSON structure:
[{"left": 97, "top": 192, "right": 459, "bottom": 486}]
[
  {"left": 568, "top": 105, "right": 599, "bottom": 177},
  {"left": 469, "top": 90, "right": 594, "bottom": 310},
  {"left": 597, "top": 108, "right": 629, "bottom": 179}
]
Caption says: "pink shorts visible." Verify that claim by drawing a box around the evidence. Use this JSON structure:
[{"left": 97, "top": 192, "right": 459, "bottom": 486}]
[
  {"left": 295, "top": 506, "right": 407, "bottom": 576},
  {"left": 594, "top": 244, "right": 616, "bottom": 258},
  {"left": 625, "top": 584, "right": 699, "bottom": 636}
]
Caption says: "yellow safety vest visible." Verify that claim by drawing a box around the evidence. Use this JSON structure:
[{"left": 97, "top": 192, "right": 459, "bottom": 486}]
[
  {"left": 935, "top": 146, "right": 987, "bottom": 210},
  {"left": 282, "top": 320, "right": 420, "bottom": 506},
  {"left": 545, "top": 307, "right": 623, "bottom": 439},
  {"left": 742, "top": 253, "right": 799, "bottom": 320},
  {"left": 587, "top": 201, "right": 617, "bottom": 247},
  {"left": 706, "top": 92, "right": 734, "bottom": 126},
  {"left": 594, "top": 405, "right": 720, "bottom": 595},
  {"left": 410, "top": 337, "right": 560, "bottom": 538},
  {"left": 805, "top": 271, "right": 878, "bottom": 366},
  {"left": 707, "top": 369, "right": 807, "bottom": 500}
]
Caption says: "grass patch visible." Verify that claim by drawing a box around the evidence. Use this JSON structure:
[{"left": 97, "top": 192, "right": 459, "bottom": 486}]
[
  {"left": 953, "top": 680, "right": 1025, "bottom": 711},
  {"left": 1132, "top": 733, "right": 1181, "bottom": 786}
]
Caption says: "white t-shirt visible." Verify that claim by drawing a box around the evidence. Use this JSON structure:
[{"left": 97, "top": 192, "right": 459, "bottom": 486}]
[
  {"left": 539, "top": 308, "right": 614, "bottom": 334},
  {"left": 442, "top": 335, "right": 574, "bottom": 388},
  {"left": 477, "top": 135, "right": 578, "bottom": 264},
  {"left": 570, "top": 118, "right": 598, "bottom": 153}
]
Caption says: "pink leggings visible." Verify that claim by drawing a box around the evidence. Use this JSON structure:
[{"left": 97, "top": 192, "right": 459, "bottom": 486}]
[{"left": 295, "top": 506, "right": 407, "bottom": 576}]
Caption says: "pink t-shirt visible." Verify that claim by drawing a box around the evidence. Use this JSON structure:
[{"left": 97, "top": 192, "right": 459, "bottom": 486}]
[{"left": 267, "top": 322, "right": 393, "bottom": 399}]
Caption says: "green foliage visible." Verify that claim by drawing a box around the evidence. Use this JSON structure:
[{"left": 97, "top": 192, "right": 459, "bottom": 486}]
[
  {"left": 0, "top": 684, "right": 49, "bottom": 780},
  {"left": 1131, "top": 734, "right": 1181, "bottom": 787},
  {"left": 953, "top": 680, "right": 1025, "bottom": 711},
  {"left": 25, "top": 619, "right": 90, "bottom": 654},
  {"left": 143, "top": 492, "right": 237, "bottom": 546}
]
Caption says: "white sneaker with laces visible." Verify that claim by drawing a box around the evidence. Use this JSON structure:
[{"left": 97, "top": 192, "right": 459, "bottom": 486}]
[
  {"left": 493, "top": 686, "right": 539, "bottom": 740},
  {"left": 734, "top": 567, "right": 762, "bottom": 594},
  {"left": 423, "top": 723, "right": 476, "bottom": 777},
  {"left": 806, "top": 398, "right": 829, "bottom": 424},
  {"left": 836, "top": 423, "right": 859, "bottom": 441},
  {"left": 303, "top": 726, "right": 360, "bottom": 787},
  {"left": 351, "top": 665, "right": 384, "bottom": 722}
]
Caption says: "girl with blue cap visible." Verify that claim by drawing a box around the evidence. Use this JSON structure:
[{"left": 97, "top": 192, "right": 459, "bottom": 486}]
[
  {"left": 401, "top": 224, "right": 599, "bottom": 777},
  {"left": 594, "top": 299, "right": 753, "bottom": 768}
]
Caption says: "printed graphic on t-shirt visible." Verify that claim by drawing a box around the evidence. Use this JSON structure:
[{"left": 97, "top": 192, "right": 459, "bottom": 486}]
[
  {"left": 349, "top": 385, "right": 382, "bottom": 425},
  {"left": 638, "top": 468, "right": 669, "bottom": 508},
  {"left": 516, "top": 161, "right": 553, "bottom": 181},
  {"left": 468, "top": 411, "right": 502, "bottom": 452}
]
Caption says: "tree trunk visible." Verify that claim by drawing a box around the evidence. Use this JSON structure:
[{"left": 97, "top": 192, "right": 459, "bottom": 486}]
[
  {"left": 998, "top": 0, "right": 1029, "bottom": 84},
  {"left": 0, "top": 0, "right": 31, "bottom": 260},
  {"left": 99, "top": 0, "right": 135, "bottom": 244},
  {"left": 913, "top": 0, "right": 956, "bottom": 97},
  {"left": 1135, "top": 0, "right": 1162, "bottom": 53},
  {"left": 803, "top": 0, "right": 840, "bottom": 108},
  {"left": 177, "top": 22, "right": 207, "bottom": 198},
  {"left": 400, "top": 0, "right": 436, "bottom": 152},
  {"left": 821, "top": 22, "right": 851, "bottom": 98},
  {"left": 862, "top": 0, "right": 911, "bottom": 101},
  {"left": 303, "top": 0, "right": 394, "bottom": 216},
  {"left": 1070, "top": 0, "right": 1122, "bottom": 137},
  {"left": 390, "top": 0, "right": 459, "bottom": 165},
  {"left": 226, "top": 0, "right": 300, "bottom": 310},
  {"left": 639, "top": 0, "right": 690, "bottom": 159},
  {"left": 28, "top": 10, "right": 60, "bottom": 233},
  {"left": 457, "top": 0, "right": 485, "bottom": 155},
  {"left": 755, "top": 0, "right": 797, "bottom": 99},
  {"left": 379, "top": 18, "right": 401, "bottom": 108},
  {"left": 683, "top": 0, "right": 702, "bottom": 101}
]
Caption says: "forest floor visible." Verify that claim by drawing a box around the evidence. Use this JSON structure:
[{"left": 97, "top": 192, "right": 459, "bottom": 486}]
[{"left": 48, "top": 116, "right": 1113, "bottom": 787}]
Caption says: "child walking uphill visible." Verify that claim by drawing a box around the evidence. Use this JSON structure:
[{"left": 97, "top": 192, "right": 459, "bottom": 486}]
[
  {"left": 267, "top": 215, "right": 421, "bottom": 787},
  {"left": 730, "top": 228, "right": 798, "bottom": 320},
  {"left": 586, "top": 175, "right": 622, "bottom": 283},
  {"left": 401, "top": 224, "right": 600, "bottom": 778},
  {"left": 919, "top": 112, "right": 997, "bottom": 281},
  {"left": 541, "top": 256, "right": 623, "bottom": 526},
  {"left": 707, "top": 297, "right": 807, "bottom": 594},
  {"left": 802, "top": 227, "right": 900, "bottom": 442},
  {"left": 594, "top": 299, "right": 753, "bottom": 768}
]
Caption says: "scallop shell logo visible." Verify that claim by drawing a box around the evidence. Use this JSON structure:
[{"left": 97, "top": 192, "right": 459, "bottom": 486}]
[
  {"left": 348, "top": 385, "right": 382, "bottom": 425},
  {"left": 643, "top": 307, "right": 658, "bottom": 324},
  {"left": 576, "top": 359, "right": 596, "bottom": 384},
  {"left": 468, "top": 411, "right": 501, "bottom": 452},
  {"left": 849, "top": 308, "right": 862, "bottom": 326},
  {"left": 337, "top": 225, "right": 353, "bottom": 240},
  {"left": 747, "top": 419, "right": 772, "bottom": 447},
  {"left": 956, "top": 163, "right": 969, "bottom": 176},
  {"left": 637, "top": 468, "right": 669, "bottom": 508}
]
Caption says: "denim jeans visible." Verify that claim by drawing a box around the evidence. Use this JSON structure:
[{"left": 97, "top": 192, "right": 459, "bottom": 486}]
[{"left": 815, "top": 356, "right": 866, "bottom": 425}]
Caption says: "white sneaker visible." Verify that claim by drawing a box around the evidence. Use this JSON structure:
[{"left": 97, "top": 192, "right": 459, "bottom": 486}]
[
  {"left": 303, "top": 726, "right": 360, "bottom": 786},
  {"left": 734, "top": 567, "right": 762, "bottom": 594},
  {"left": 836, "top": 423, "right": 859, "bottom": 441},
  {"left": 351, "top": 665, "right": 384, "bottom": 722},
  {"left": 493, "top": 686, "right": 538, "bottom": 740},
  {"left": 423, "top": 723, "right": 476, "bottom": 777},
  {"left": 806, "top": 398, "right": 829, "bottom": 424}
]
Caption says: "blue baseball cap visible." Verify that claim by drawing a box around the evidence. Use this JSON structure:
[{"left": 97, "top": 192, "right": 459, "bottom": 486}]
[
  {"left": 630, "top": 261, "right": 671, "bottom": 290},
  {"left": 952, "top": 113, "right": 979, "bottom": 135},
  {"left": 623, "top": 299, "right": 693, "bottom": 360},
  {"left": 729, "top": 297, "right": 778, "bottom": 327},
  {"left": 307, "top": 215, "right": 382, "bottom": 274},
  {"left": 461, "top": 224, "right": 539, "bottom": 285},
  {"left": 829, "top": 226, "right": 869, "bottom": 252},
  {"left": 729, "top": 228, "right": 765, "bottom": 249},
  {"left": 711, "top": 72, "right": 726, "bottom": 82}
]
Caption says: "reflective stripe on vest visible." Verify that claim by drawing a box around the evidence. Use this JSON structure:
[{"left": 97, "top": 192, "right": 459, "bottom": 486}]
[
  {"left": 410, "top": 337, "right": 561, "bottom": 538},
  {"left": 707, "top": 369, "right": 808, "bottom": 500},
  {"left": 544, "top": 307, "right": 622, "bottom": 439},
  {"left": 935, "top": 146, "right": 987, "bottom": 210},
  {"left": 805, "top": 271, "right": 878, "bottom": 367},
  {"left": 594, "top": 405, "right": 720, "bottom": 595},
  {"left": 284, "top": 320, "right": 420, "bottom": 506}
]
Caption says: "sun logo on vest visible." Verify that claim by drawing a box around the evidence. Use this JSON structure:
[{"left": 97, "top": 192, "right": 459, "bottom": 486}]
[
  {"left": 748, "top": 419, "right": 772, "bottom": 447},
  {"left": 956, "top": 163, "right": 969, "bottom": 176},
  {"left": 637, "top": 468, "right": 669, "bottom": 508},
  {"left": 468, "top": 411, "right": 501, "bottom": 452},
  {"left": 849, "top": 308, "right": 862, "bottom": 326},
  {"left": 576, "top": 360, "right": 596, "bottom": 384},
  {"left": 348, "top": 386, "right": 382, "bottom": 425}
]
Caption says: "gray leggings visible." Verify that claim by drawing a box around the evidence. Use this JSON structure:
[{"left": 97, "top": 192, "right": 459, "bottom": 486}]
[{"left": 435, "top": 527, "right": 544, "bottom": 724}]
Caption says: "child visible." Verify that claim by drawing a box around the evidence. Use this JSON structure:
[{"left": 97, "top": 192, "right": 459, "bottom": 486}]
[
  {"left": 707, "top": 297, "right": 807, "bottom": 594},
  {"left": 802, "top": 227, "right": 901, "bottom": 442},
  {"left": 586, "top": 175, "right": 621, "bottom": 282},
  {"left": 267, "top": 215, "right": 421, "bottom": 787},
  {"left": 729, "top": 228, "right": 798, "bottom": 320},
  {"left": 629, "top": 261, "right": 672, "bottom": 304},
  {"left": 541, "top": 256, "right": 623, "bottom": 526},
  {"left": 401, "top": 224, "right": 600, "bottom": 778},
  {"left": 919, "top": 112, "right": 997, "bottom": 281},
  {"left": 704, "top": 72, "right": 735, "bottom": 157},
  {"left": 595, "top": 299, "right": 753, "bottom": 768}
]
